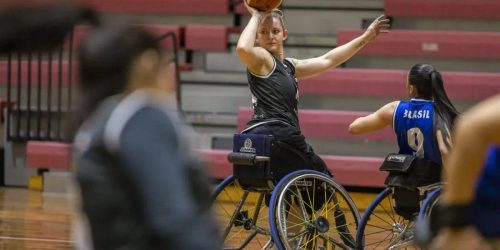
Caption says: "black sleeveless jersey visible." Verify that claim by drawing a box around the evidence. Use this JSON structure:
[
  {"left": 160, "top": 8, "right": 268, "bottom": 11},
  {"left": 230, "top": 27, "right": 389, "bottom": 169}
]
[{"left": 246, "top": 55, "right": 300, "bottom": 128}]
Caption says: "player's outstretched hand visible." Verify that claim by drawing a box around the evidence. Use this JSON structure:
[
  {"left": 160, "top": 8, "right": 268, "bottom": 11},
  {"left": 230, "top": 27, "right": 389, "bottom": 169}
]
[{"left": 363, "top": 15, "right": 390, "bottom": 43}]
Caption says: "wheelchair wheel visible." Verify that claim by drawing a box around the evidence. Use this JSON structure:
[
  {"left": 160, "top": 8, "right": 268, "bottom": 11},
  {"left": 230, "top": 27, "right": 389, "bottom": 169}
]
[
  {"left": 414, "top": 187, "right": 442, "bottom": 248},
  {"left": 418, "top": 187, "right": 441, "bottom": 222},
  {"left": 269, "top": 170, "right": 360, "bottom": 250},
  {"left": 356, "top": 188, "right": 418, "bottom": 250},
  {"left": 212, "top": 175, "right": 274, "bottom": 250}
]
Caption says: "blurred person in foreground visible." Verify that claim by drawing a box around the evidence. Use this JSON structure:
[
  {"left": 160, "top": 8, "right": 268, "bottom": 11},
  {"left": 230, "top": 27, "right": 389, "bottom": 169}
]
[
  {"left": 0, "top": 0, "right": 97, "bottom": 52},
  {"left": 430, "top": 94, "right": 500, "bottom": 250},
  {"left": 72, "top": 25, "right": 219, "bottom": 250},
  {"left": 0, "top": 2, "right": 218, "bottom": 250}
]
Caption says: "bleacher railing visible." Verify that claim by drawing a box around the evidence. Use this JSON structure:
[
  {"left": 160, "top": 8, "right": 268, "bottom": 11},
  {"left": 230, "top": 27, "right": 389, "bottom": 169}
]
[
  {"left": 4, "top": 28, "right": 181, "bottom": 143},
  {"left": 156, "top": 31, "right": 182, "bottom": 109},
  {"left": 5, "top": 30, "right": 75, "bottom": 142}
]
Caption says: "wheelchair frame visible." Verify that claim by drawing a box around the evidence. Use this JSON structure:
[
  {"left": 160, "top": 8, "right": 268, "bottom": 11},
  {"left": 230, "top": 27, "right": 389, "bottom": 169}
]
[
  {"left": 355, "top": 153, "right": 443, "bottom": 250},
  {"left": 212, "top": 133, "right": 361, "bottom": 250}
]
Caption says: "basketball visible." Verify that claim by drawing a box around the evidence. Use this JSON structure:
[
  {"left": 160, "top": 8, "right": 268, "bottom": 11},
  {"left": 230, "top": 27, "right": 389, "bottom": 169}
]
[{"left": 246, "top": 0, "right": 283, "bottom": 12}]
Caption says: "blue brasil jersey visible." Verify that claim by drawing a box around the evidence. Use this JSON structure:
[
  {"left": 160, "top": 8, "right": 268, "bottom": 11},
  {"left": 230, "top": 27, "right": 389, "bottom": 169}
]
[
  {"left": 473, "top": 145, "right": 500, "bottom": 238},
  {"left": 393, "top": 99, "right": 441, "bottom": 165}
]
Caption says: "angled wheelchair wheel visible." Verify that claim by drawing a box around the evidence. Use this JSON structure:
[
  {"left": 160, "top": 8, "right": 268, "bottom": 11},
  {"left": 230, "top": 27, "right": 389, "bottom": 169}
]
[
  {"left": 212, "top": 175, "right": 274, "bottom": 250},
  {"left": 356, "top": 188, "right": 418, "bottom": 250},
  {"left": 269, "top": 170, "right": 360, "bottom": 250},
  {"left": 418, "top": 187, "right": 441, "bottom": 222},
  {"left": 414, "top": 187, "right": 442, "bottom": 248}
]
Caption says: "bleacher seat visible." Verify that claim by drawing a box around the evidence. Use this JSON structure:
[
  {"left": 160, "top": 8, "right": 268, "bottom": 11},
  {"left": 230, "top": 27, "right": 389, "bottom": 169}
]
[
  {"left": 185, "top": 25, "right": 229, "bottom": 52},
  {"left": 21, "top": 142, "right": 387, "bottom": 188},
  {"left": 26, "top": 141, "right": 72, "bottom": 170},
  {"left": 200, "top": 149, "right": 233, "bottom": 179},
  {"left": 337, "top": 29, "right": 500, "bottom": 60},
  {"left": 0, "top": 61, "right": 76, "bottom": 86},
  {"left": 234, "top": 2, "right": 246, "bottom": 14},
  {"left": 143, "top": 24, "right": 185, "bottom": 48},
  {"left": 385, "top": 0, "right": 500, "bottom": 20},
  {"left": 201, "top": 149, "right": 386, "bottom": 188},
  {"left": 71, "top": 24, "right": 184, "bottom": 48},
  {"left": 83, "top": 0, "right": 230, "bottom": 14},
  {"left": 300, "top": 68, "right": 500, "bottom": 100},
  {"left": 237, "top": 107, "right": 395, "bottom": 141},
  {"left": 234, "top": 0, "right": 383, "bottom": 14}
]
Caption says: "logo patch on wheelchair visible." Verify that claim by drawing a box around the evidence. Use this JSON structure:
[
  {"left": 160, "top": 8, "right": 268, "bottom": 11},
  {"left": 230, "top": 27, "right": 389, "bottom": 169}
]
[
  {"left": 240, "top": 138, "right": 256, "bottom": 153},
  {"left": 388, "top": 155, "right": 406, "bottom": 163}
]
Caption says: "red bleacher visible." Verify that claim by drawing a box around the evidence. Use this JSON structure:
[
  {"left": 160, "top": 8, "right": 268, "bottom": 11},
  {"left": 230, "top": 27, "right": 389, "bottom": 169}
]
[
  {"left": 143, "top": 24, "right": 185, "bottom": 48},
  {"left": 200, "top": 149, "right": 233, "bottom": 179},
  {"left": 71, "top": 24, "right": 227, "bottom": 69},
  {"left": 22, "top": 142, "right": 387, "bottom": 187},
  {"left": 22, "top": 104, "right": 392, "bottom": 187},
  {"left": 201, "top": 106, "right": 393, "bottom": 188},
  {"left": 82, "top": 0, "right": 230, "bottom": 14},
  {"left": 0, "top": 59, "right": 197, "bottom": 87},
  {"left": 234, "top": 2, "right": 246, "bottom": 14},
  {"left": 201, "top": 149, "right": 386, "bottom": 188},
  {"left": 185, "top": 25, "right": 229, "bottom": 51},
  {"left": 26, "top": 141, "right": 72, "bottom": 170},
  {"left": 300, "top": 68, "right": 500, "bottom": 100},
  {"left": 337, "top": 29, "right": 500, "bottom": 60},
  {"left": 71, "top": 24, "right": 184, "bottom": 49},
  {"left": 0, "top": 61, "right": 76, "bottom": 86},
  {"left": 237, "top": 107, "right": 395, "bottom": 141},
  {"left": 385, "top": 0, "right": 500, "bottom": 20}
]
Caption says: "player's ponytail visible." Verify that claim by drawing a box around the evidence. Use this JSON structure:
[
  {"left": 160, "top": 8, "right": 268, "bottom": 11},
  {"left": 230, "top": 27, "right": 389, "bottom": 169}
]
[
  {"left": 408, "top": 64, "right": 459, "bottom": 134},
  {"left": 429, "top": 70, "right": 459, "bottom": 129}
]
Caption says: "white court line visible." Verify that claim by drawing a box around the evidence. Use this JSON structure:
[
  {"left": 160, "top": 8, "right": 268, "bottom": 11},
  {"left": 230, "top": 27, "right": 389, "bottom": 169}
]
[{"left": 0, "top": 236, "right": 74, "bottom": 243}]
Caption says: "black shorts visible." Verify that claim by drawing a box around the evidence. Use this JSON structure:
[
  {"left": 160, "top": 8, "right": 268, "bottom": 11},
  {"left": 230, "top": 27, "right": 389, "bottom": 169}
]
[{"left": 243, "top": 122, "right": 332, "bottom": 181}]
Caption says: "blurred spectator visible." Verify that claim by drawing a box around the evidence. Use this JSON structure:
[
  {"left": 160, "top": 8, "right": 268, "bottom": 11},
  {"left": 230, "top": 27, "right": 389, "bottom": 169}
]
[
  {"left": 431, "top": 94, "right": 500, "bottom": 250},
  {"left": 72, "top": 25, "right": 219, "bottom": 250}
]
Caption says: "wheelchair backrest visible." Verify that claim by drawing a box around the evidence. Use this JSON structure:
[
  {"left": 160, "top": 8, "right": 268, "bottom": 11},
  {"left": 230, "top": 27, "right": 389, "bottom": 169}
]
[
  {"left": 379, "top": 153, "right": 442, "bottom": 219},
  {"left": 231, "top": 134, "right": 275, "bottom": 191},
  {"left": 233, "top": 133, "right": 273, "bottom": 156},
  {"left": 380, "top": 153, "right": 442, "bottom": 189}
]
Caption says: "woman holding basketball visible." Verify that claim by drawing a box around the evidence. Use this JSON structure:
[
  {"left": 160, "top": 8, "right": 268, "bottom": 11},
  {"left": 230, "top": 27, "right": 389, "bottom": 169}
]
[{"left": 236, "top": 2, "right": 390, "bottom": 179}]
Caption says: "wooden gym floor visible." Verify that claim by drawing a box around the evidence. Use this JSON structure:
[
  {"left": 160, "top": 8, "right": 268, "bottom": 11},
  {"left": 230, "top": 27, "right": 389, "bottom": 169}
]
[
  {"left": 0, "top": 188, "right": 73, "bottom": 250},
  {"left": 0, "top": 187, "right": 380, "bottom": 250}
]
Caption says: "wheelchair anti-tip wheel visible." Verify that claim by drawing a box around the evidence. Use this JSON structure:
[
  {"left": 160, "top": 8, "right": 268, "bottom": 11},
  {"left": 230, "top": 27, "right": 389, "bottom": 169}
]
[
  {"left": 212, "top": 175, "right": 274, "bottom": 250},
  {"left": 356, "top": 188, "right": 418, "bottom": 250},
  {"left": 269, "top": 170, "right": 360, "bottom": 250}
]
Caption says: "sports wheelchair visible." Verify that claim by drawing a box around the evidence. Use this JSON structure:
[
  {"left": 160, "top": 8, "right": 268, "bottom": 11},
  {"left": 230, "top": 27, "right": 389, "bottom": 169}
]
[
  {"left": 355, "top": 154, "right": 443, "bottom": 250},
  {"left": 212, "top": 133, "right": 361, "bottom": 250}
]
